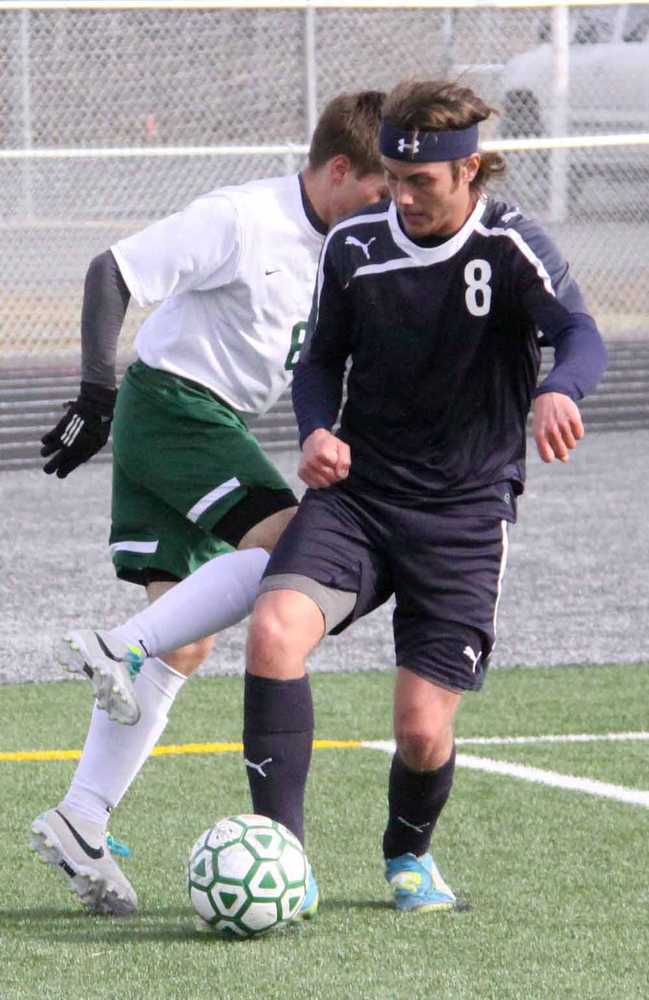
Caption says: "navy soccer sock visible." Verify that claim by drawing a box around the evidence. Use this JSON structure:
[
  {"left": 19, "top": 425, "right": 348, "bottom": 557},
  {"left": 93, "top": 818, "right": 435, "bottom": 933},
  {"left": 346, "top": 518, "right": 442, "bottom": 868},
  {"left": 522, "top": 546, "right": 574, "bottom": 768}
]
[
  {"left": 242, "top": 673, "right": 314, "bottom": 846},
  {"left": 382, "top": 747, "right": 456, "bottom": 860}
]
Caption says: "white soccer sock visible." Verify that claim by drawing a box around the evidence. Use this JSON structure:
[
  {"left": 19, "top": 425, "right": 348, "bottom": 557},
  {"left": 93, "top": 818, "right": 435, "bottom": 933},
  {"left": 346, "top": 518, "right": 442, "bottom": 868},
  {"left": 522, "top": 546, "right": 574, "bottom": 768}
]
[
  {"left": 108, "top": 547, "right": 269, "bottom": 658},
  {"left": 61, "top": 657, "right": 186, "bottom": 828}
]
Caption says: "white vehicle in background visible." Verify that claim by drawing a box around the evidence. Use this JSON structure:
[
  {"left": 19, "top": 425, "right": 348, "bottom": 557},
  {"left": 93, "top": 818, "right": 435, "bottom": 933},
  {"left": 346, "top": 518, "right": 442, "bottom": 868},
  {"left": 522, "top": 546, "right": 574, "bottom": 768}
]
[
  {"left": 499, "top": 4, "right": 649, "bottom": 137},
  {"left": 497, "top": 4, "right": 649, "bottom": 215}
]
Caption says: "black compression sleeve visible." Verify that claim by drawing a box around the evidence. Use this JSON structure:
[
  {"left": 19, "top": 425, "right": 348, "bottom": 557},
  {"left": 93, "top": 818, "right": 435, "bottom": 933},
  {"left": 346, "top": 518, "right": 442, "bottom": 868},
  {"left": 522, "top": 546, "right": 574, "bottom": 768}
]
[{"left": 80, "top": 250, "right": 131, "bottom": 388}]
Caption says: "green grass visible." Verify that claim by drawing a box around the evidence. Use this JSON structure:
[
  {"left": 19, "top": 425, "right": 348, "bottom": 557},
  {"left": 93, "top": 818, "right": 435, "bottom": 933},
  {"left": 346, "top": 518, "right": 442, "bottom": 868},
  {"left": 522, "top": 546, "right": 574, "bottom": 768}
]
[{"left": 2, "top": 665, "right": 649, "bottom": 1000}]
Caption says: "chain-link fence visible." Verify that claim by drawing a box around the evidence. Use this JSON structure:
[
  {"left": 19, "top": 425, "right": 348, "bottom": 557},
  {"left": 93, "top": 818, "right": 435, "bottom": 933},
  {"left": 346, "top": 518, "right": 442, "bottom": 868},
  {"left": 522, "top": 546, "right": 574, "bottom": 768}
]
[{"left": 2, "top": 1, "right": 648, "bottom": 363}]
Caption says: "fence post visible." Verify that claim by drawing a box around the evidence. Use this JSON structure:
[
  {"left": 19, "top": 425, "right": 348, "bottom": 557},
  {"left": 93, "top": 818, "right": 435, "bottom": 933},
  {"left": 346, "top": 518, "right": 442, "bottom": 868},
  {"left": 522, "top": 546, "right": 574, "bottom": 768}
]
[
  {"left": 304, "top": 0, "right": 317, "bottom": 143},
  {"left": 19, "top": 8, "right": 34, "bottom": 220},
  {"left": 549, "top": 3, "right": 570, "bottom": 222}
]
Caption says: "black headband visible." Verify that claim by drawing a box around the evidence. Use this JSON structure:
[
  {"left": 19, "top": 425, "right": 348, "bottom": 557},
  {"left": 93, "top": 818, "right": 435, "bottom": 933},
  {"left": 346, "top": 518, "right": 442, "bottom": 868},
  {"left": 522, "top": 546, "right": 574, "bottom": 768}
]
[{"left": 379, "top": 121, "right": 479, "bottom": 162}]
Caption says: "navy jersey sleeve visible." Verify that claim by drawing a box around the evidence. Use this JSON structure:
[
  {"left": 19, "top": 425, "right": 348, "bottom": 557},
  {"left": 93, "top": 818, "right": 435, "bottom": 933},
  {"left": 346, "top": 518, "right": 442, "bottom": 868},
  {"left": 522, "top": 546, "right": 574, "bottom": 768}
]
[
  {"left": 509, "top": 216, "right": 607, "bottom": 400},
  {"left": 291, "top": 239, "right": 352, "bottom": 445}
]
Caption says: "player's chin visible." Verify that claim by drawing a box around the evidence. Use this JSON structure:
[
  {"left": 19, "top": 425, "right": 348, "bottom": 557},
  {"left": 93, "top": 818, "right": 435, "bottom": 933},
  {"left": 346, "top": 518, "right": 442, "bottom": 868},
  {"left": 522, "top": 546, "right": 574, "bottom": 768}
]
[{"left": 401, "top": 214, "right": 427, "bottom": 233}]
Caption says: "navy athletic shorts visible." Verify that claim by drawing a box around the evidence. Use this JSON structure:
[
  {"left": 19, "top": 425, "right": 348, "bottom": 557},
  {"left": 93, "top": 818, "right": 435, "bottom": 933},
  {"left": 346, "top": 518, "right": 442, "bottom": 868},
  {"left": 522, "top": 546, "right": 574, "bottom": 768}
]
[{"left": 263, "top": 483, "right": 515, "bottom": 692}]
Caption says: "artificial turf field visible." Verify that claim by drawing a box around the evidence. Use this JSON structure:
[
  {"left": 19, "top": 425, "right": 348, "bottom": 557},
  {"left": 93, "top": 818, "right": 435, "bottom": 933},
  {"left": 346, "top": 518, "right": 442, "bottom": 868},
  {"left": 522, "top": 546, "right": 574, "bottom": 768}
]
[{"left": 2, "top": 664, "right": 649, "bottom": 1000}]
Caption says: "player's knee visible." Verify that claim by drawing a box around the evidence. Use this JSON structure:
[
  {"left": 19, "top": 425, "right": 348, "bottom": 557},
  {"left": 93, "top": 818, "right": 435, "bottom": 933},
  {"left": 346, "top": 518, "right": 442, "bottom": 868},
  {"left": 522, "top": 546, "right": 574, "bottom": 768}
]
[
  {"left": 395, "top": 718, "right": 453, "bottom": 771},
  {"left": 160, "top": 635, "right": 216, "bottom": 676},
  {"left": 247, "top": 601, "right": 292, "bottom": 663},
  {"left": 238, "top": 505, "right": 297, "bottom": 552},
  {"left": 246, "top": 591, "right": 322, "bottom": 677}
]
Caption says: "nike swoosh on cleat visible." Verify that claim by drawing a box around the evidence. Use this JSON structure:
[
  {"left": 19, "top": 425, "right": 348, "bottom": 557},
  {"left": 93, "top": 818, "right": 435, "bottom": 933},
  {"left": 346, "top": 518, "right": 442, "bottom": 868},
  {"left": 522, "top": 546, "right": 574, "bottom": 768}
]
[
  {"left": 55, "top": 810, "right": 104, "bottom": 860},
  {"left": 94, "top": 633, "right": 123, "bottom": 663}
]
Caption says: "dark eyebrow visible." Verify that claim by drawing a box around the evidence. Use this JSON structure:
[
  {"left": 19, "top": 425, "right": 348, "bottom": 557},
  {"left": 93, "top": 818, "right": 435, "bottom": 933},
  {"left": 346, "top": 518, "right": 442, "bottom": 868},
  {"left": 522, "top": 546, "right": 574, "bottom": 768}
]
[{"left": 384, "top": 166, "right": 432, "bottom": 183}]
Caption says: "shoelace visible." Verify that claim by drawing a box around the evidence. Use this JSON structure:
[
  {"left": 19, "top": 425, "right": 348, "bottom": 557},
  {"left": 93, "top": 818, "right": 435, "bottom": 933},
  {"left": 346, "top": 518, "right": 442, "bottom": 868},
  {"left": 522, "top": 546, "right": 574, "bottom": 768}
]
[
  {"left": 125, "top": 646, "right": 144, "bottom": 680},
  {"left": 106, "top": 833, "right": 132, "bottom": 858}
]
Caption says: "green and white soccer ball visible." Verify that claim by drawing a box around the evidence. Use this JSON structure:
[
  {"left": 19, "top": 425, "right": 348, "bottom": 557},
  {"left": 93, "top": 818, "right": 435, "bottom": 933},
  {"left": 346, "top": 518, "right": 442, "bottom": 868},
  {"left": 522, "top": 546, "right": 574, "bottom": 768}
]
[{"left": 187, "top": 814, "right": 308, "bottom": 938}]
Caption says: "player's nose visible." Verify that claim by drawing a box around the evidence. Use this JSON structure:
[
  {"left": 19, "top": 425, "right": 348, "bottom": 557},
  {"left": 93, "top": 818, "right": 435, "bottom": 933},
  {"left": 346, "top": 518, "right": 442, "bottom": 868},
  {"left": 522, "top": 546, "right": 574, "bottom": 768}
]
[{"left": 394, "top": 181, "right": 414, "bottom": 206}]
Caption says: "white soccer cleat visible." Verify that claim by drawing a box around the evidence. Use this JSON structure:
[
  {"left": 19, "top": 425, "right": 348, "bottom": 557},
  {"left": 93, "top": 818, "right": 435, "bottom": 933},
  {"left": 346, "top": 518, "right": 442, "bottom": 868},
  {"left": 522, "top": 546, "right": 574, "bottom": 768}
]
[
  {"left": 57, "top": 629, "right": 145, "bottom": 725},
  {"left": 29, "top": 807, "right": 138, "bottom": 917}
]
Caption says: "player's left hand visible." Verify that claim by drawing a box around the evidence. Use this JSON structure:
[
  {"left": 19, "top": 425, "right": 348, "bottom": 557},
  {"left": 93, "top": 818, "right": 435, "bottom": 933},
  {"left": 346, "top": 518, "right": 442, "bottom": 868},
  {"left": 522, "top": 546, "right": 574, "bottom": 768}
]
[{"left": 532, "top": 391, "right": 584, "bottom": 463}]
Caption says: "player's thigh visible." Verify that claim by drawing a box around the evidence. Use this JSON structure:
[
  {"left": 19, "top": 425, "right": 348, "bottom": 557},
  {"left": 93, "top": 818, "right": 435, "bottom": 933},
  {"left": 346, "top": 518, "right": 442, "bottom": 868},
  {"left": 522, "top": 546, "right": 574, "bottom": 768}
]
[
  {"left": 258, "top": 487, "right": 392, "bottom": 635},
  {"left": 238, "top": 505, "right": 297, "bottom": 551},
  {"left": 110, "top": 457, "right": 232, "bottom": 585},
  {"left": 112, "top": 363, "right": 296, "bottom": 546},
  {"left": 391, "top": 514, "right": 510, "bottom": 693}
]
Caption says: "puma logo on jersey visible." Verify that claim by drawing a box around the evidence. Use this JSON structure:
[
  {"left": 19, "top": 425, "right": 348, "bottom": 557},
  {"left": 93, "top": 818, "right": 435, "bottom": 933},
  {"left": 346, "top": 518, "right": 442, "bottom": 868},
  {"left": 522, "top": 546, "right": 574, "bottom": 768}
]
[
  {"left": 463, "top": 646, "right": 482, "bottom": 672},
  {"left": 244, "top": 756, "right": 273, "bottom": 777},
  {"left": 345, "top": 235, "right": 376, "bottom": 260}
]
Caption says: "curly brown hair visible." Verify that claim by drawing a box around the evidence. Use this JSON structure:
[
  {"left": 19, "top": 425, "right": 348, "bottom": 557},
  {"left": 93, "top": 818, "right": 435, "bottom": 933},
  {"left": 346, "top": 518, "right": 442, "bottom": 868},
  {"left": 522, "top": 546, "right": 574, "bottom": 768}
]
[{"left": 383, "top": 79, "right": 505, "bottom": 191}]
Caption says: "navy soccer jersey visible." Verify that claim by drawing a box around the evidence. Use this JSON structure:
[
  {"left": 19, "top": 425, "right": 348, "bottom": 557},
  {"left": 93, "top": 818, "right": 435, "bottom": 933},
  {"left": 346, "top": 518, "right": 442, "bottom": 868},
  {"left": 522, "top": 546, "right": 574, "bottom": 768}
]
[{"left": 292, "top": 196, "right": 607, "bottom": 498}]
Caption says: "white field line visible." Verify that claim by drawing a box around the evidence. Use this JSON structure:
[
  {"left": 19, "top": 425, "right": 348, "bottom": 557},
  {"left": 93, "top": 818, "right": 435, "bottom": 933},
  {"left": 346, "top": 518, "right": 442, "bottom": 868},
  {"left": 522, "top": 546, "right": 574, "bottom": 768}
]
[
  {"left": 457, "top": 755, "right": 649, "bottom": 808},
  {"left": 456, "top": 731, "right": 649, "bottom": 746},
  {"left": 362, "top": 734, "right": 649, "bottom": 808},
  {"left": 364, "top": 731, "right": 649, "bottom": 751}
]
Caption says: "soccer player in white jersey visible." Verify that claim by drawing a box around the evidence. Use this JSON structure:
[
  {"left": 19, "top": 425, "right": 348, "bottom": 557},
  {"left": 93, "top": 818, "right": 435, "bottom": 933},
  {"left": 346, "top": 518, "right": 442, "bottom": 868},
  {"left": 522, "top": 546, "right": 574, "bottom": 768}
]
[{"left": 31, "top": 91, "right": 387, "bottom": 916}]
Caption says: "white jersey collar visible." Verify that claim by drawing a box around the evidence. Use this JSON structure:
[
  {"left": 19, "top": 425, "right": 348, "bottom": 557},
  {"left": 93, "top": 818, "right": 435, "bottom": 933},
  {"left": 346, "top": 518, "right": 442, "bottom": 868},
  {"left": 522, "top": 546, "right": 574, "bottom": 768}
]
[{"left": 388, "top": 194, "right": 487, "bottom": 265}]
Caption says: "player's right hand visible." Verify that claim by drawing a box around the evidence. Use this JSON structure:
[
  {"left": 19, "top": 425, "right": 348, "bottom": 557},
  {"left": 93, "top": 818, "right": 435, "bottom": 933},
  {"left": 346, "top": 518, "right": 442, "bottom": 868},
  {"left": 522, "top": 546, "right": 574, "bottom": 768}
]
[
  {"left": 532, "top": 391, "right": 584, "bottom": 464},
  {"left": 40, "top": 381, "right": 117, "bottom": 479},
  {"left": 299, "top": 428, "right": 351, "bottom": 488}
]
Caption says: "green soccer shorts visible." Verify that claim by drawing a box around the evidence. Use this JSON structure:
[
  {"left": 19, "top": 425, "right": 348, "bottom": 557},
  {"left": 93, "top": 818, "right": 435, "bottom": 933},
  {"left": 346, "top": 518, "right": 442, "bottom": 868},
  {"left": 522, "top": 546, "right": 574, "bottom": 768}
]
[{"left": 109, "top": 360, "right": 296, "bottom": 585}]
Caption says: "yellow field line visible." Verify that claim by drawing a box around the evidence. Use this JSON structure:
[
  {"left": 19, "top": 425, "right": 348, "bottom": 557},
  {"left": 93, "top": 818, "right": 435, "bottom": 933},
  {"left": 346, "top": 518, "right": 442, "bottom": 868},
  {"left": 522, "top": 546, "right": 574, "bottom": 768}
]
[{"left": 0, "top": 738, "right": 363, "bottom": 763}]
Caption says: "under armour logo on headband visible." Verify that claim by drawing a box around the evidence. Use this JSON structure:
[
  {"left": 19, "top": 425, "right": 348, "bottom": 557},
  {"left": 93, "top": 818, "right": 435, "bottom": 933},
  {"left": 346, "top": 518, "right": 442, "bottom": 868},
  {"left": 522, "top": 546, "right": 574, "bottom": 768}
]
[
  {"left": 380, "top": 121, "right": 479, "bottom": 162},
  {"left": 397, "top": 137, "right": 420, "bottom": 155}
]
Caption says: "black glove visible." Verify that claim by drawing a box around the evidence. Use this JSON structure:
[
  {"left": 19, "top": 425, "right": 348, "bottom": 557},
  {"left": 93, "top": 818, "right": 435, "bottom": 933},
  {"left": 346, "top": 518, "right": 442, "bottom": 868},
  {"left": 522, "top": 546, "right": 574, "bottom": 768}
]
[{"left": 41, "top": 381, "right": 117, "bottom": 478}]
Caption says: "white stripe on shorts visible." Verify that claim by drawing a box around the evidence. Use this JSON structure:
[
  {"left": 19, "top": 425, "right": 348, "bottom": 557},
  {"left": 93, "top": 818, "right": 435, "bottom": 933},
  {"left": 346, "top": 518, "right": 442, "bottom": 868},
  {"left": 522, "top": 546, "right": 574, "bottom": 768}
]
[
  {"left": 109, "top": 540, "right": 159, "bottom": 554},
  {"left": 492, "top": 519, "right": 510, "bottom": 643},
  {"left": 186, "top": 477, "right": 241, "bottom": 523}
]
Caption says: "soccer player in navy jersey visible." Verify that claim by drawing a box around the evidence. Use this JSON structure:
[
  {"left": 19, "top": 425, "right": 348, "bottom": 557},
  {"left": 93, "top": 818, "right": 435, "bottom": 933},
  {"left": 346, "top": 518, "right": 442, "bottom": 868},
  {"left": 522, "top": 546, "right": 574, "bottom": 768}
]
[{"left": 239, "top": 79, "right": 608, "bottom": 911}]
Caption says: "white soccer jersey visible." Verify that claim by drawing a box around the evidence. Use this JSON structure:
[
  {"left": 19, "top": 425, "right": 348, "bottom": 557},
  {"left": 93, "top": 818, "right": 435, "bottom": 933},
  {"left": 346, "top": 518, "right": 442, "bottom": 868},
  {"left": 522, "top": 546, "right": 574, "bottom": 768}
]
[{"left": 111, "top": 174, "right": 324, "bottom": 417}]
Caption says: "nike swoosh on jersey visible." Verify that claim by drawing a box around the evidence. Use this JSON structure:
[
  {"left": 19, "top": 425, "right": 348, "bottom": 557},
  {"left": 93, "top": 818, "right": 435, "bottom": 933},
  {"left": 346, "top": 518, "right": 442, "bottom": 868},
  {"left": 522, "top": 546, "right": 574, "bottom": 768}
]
[{"left": 55, "top": 810, "right": 104, "bottom": 860}]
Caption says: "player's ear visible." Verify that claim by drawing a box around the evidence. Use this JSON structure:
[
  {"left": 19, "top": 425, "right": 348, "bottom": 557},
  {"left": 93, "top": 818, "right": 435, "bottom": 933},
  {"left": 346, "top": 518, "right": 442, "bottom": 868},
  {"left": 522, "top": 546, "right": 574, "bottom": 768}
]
[
  {"left": 329, "top": 154, "right": 353, "bottom": 185},
  {"left": 462, "top": 153, "right": 481, "bottom": 184}
]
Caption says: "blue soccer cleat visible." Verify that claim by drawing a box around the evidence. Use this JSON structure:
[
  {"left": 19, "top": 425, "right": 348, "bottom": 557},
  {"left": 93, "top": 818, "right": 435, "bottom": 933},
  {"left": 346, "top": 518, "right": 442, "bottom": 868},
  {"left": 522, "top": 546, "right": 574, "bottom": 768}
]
[
  {"left": 385, "top": 852, "right": 456, "bottom": 912},
  {"left": 298, "top": 866, "right": 320, "bottom": 919}
]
